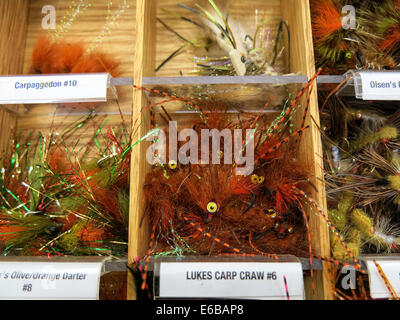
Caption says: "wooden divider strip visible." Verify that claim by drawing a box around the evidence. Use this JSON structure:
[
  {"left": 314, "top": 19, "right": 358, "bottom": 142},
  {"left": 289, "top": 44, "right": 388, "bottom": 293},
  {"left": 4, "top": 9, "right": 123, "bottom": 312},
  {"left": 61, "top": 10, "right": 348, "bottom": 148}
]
[
  {"left": 281, "top": 0, "right": 332, "bottom": 300},
  {"left": 127, "top": 0, "right": 157, "bottom": 300}
]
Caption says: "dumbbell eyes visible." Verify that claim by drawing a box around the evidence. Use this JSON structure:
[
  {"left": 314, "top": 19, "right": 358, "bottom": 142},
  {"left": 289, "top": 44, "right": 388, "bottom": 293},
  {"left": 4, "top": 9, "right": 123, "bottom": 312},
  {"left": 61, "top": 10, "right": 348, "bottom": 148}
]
[
  {"left": 251, "top": 174, "right": 265, "bottom": 184},
  {"left": 168, "top": 160, "right": 177, "bottom": 170},
  {"left": 264, "top": 209, "right": 277, "bottom": 218},
  {"left": 207, "top": 202, "right": 218, "bottom": 213}
]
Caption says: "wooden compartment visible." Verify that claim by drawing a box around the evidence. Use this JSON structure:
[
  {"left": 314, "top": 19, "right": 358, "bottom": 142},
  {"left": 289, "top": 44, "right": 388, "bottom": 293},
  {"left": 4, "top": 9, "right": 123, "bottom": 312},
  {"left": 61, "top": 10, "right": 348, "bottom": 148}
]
[
  {"left": 2, "top": 0, "right": 135, "bottom": 135},
  {"left": 0, "top": 0, "right": 333, "bottom": 300},
  {"left": 154, "top": 0, "right": 290, "bottom": 77},
  {"left": 308, "top": 0, "right": 400, "bottom": 299},
  {"left": 0, "top": 0, "right": 135, "bottom": 299},
  {"left": 129, "top": 0, "right": 332, "bottom": 300}
]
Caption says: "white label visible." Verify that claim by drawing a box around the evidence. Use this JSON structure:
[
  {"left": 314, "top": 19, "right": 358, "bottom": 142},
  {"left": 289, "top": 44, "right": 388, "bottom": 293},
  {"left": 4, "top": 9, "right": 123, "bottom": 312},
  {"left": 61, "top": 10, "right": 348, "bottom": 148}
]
[
  {"left": 0, "top": 73, "right": 109, "bottom": 104},
  {"left": 0, "top": 261, "right": 103, "bottom": 300},
  {"left": 359, "top": 72, "right": 400, "bottom": 100},
  {"left": 365, "top": 259, "right": 400, "bottom": 299},
  {"left": 158, "top": 262, "right": 304, "bottom": 300}
]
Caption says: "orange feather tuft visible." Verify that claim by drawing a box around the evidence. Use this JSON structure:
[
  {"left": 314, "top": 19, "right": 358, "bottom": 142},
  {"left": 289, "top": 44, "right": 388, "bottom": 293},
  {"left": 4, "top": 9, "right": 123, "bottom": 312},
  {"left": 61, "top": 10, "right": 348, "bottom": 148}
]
[
  {"left": 0, "top": 223, "right": 26, "bottom": 242},
  {"left": 311, "top": 0, "right": 343, "bottom": 40},
  {"left": 51, "top": 41, "right": 85, "bottom": 73},
  {"left": 230, "top": 175, "right": 260, "bottom": 195},
  {"left": 30, "top": 34, "right": 57, "bottom": 74},
  {"left": 395, "top": 0, "right": 400, "bottom": 11},
  {"left": 380, "top": 25, "right": 400, "bottom": 53},
  {"left": 30, "top": 34, "right": 120, "bottom": 77},
  {"left": 78, "top": 222, "right": 105, "bottom": 245},
  {"left": 71, "top": 52, "right": 120, "bottom": 77}
]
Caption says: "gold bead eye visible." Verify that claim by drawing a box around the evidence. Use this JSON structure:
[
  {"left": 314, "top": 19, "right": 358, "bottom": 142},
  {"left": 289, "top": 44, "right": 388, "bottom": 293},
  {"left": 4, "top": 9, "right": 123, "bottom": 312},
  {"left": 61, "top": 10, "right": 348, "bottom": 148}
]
[
  {"left": 207, "top": 202, "right": 218, "bottom": 213},
  {"left": 288, "top": 227, "right": 294, "bottom": 234},
  {"left": 251, "top": 174, "right": 259, "bottom": 184},
  {"left": 168, "top": 160, "right": 177, "bottom": 170},
  {"left": 257, "top": 176, "right": 265, "bottom": 184},
  {"left": 265, "top": 208, "right": 277, "bottom": 218}
]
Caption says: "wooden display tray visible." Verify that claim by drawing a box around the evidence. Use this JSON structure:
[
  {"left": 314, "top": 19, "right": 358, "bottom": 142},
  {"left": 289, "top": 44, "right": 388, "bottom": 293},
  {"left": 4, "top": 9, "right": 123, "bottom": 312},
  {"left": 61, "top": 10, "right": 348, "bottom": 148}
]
[{"left": 0, "top": 0, "right": 331, "bottom": 300}]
